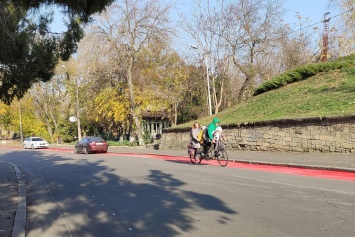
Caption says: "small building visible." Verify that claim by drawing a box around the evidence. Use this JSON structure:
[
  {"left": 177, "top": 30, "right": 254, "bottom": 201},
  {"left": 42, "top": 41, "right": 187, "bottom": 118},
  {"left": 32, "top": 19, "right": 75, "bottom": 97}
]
[{"left": 141, "top": 110, "right": 171, "bottom": 138}]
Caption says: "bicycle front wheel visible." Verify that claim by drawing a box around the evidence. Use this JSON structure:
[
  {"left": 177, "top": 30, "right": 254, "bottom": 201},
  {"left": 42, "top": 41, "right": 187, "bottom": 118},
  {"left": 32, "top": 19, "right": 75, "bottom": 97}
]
[{"left": 217, "top": 149, "right": 229, "bottom": 167}]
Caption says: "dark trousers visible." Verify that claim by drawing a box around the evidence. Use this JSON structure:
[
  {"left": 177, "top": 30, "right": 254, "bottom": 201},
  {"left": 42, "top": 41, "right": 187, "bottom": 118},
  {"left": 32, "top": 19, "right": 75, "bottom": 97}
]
[
  {"left": 202, "top": 142, "right": 211, "bottom": 157},
  {"left": 194, "top": 148, "right": 200, "bottom": 158}
]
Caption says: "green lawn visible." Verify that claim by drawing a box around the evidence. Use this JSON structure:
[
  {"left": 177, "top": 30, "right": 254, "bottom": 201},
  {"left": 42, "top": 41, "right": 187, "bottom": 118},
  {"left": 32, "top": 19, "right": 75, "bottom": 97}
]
[{"left": 176, "top": 67, "right": 355, "bottom": 128}]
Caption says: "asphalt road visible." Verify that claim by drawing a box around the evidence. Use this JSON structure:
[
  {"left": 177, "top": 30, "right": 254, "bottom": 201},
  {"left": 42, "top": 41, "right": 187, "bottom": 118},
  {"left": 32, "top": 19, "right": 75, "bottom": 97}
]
[{"left": 1, "top": 148, "right": 355, "bottom": 237}]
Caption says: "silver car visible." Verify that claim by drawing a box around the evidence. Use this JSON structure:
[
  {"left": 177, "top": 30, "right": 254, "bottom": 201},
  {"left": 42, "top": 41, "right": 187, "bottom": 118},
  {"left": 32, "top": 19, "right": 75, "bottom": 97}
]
[{"left": 23, "top": 137, "right": 49, "bottom": 149}]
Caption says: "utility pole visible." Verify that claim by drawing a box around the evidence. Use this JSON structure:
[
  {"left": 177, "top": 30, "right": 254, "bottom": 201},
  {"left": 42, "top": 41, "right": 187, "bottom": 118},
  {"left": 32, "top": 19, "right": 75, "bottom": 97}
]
[
  {"left": 75, "top": 76, "right": 82, "bottom": 141},
  {"left": 321, "top": 12, "right": 331, "bottom": 62},
  {"left": 19, "top": 100, "right": 23, "bottom": 142},
  {"left": 205, "top": 55, "right": 213, "bottom": 116}
]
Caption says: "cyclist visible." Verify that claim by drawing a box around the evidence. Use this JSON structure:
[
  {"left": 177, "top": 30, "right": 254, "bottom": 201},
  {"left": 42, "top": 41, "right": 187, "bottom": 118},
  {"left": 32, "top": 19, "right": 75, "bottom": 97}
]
[
  {"left": 190, "top": 122, "right": 202, "bottom": 161},
  {"left": 201, "top": 118, "right": 220, "bottom": 159},
  {"left": 213, "top": 126, "right": 226, "bottom": 155}
]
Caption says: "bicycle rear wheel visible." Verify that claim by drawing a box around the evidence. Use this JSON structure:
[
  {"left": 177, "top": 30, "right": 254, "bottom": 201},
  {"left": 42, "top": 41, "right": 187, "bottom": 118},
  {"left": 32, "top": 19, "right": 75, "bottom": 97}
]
[
  {"left": 217, "top": 149, "right": 229, "bottom": 167},
  {"left": 190, "top": 155, "right": 202, "bottom": 165}
]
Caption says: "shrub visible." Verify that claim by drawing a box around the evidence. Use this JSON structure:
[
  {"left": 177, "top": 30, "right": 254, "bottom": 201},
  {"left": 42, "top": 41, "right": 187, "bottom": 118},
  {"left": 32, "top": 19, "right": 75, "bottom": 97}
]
[
  {"left": 254, "top": 58, "right": 355, "bottom": 96},
  {"left": 107, "top": 140, "right": 136, "bottom": 147},
  {"left": 142, "top": 130, "right": 152, "bottom": 144}
]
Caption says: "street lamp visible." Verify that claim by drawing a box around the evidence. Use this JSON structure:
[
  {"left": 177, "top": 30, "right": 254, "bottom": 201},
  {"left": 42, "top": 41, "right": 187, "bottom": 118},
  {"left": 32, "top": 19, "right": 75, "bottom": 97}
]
[
  {"left": 19, "top": 100, "right": 23, "bottom": 142},
  {"left": 61, "top": 65, "right": 82, "bottom": 141},
  {"left": 191, "top": 45, "right": 212, "bottom": 116}
]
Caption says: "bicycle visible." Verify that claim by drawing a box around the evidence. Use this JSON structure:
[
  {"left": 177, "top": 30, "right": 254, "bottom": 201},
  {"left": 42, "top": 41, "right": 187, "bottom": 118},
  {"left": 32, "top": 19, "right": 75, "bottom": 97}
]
[
  {"left": 213, "top": 140, "right": 229, "bottom": 167},
  {"left": 188, "top": 141, "right": 229, "bottom": 167}
]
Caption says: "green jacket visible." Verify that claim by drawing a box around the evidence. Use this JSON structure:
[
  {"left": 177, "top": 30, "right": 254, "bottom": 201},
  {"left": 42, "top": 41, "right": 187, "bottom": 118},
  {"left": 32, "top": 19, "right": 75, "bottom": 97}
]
[{"left": 207, "top": 118, "right": 220, "bottom": 140}]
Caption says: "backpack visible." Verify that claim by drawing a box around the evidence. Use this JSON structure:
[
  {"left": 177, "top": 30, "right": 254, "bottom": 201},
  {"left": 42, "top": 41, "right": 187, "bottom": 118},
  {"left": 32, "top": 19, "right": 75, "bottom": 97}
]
[
  {"left": 203, "top": 128, "right": 210, "bottom": 143},
  {"left": 197, "top": 129, "right": 203, "bottom": 142}
]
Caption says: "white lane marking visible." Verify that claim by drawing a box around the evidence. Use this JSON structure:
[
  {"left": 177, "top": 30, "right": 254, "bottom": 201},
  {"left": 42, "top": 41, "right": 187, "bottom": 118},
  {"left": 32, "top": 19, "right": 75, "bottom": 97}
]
[{"left": 38, "top": 165, "right": 73, "bottom": 237}]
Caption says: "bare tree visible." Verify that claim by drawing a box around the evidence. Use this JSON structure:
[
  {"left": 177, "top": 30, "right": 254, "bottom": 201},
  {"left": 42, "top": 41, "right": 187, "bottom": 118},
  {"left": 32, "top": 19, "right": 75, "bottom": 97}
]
[
  {"left": 182, "top": 0, "right": 285, "bottom": 115},
  {"left": 181, "top": 0, "right": 234, "bottom": 115},
  {"left": 210, "top": 56, "right": 232, "bottom": 114},
  {"left": 328, "top": 0, "right": 355, "bottom": 57},
  {"left": 88, "top": 0, "right": 174, "bottom": 145},
  {"left": 216, "top": 0, "right": 285, "bottom": 101},
  {"left": 276, "top": 13, "right": 318, "bottom": 71},
  {"left": 28, "top": 64, "right": 72, "bottom": 143},
  {"left": 32, "top": 83, "right": 58, "bottom": 143}
]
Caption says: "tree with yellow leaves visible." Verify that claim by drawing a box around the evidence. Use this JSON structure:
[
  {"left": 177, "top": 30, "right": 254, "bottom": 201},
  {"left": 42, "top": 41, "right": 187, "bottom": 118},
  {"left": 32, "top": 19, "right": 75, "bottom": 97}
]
[
  {"left": 88, "top": 0, "right": 174, "bottom": 145},
  {"left": 0, "top": 97, "right": 48, "bottom": 140}
]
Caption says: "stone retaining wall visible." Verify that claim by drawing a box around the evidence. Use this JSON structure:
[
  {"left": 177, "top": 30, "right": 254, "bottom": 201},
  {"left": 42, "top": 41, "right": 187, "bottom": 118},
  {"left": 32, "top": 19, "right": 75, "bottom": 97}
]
[{"left": 159, "top": 115, "right": 355, "bottom": 153}]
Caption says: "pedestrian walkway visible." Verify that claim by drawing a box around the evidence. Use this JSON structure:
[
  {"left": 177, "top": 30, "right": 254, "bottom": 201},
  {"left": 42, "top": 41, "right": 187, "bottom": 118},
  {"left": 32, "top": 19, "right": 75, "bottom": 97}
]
[
  {"left": 0, "top": 162, "right": 18, "bottom": 237},
  {"left": 1, "top": 143, "right": 355, "bottom": 236}
]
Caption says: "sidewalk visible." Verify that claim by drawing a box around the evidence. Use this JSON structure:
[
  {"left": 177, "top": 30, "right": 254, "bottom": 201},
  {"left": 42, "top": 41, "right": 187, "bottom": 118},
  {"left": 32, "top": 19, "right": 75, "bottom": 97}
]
[
  {"left": 0, "top": 162, "right": 18, "bottom": 237},
  {"left": 0, "top": 161, "right": 26, "bottom": 237},
  {"left": 1, "top": 144, "right": 355, "bottom": 237}
]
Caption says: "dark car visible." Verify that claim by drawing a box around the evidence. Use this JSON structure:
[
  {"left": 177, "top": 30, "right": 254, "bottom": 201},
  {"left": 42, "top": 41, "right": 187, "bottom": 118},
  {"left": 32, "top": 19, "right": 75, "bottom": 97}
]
[{"left": 74, "top": 137, "right": 108, "bottom": 154}]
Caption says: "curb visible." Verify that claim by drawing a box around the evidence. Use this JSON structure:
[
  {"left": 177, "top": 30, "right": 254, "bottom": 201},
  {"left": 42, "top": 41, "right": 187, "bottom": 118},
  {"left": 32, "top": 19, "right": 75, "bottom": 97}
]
[
  {"left": 231, "top": 160, "right": 355, "bottom": 173},
  {"left": 6, "top": 163, "right": 26, "bottom": 237}
]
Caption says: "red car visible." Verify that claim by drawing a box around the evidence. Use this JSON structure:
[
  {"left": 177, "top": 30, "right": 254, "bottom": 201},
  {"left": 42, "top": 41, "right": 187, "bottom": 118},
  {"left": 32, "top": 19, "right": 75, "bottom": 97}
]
[{"left": 74, "top": 137, "right": 108, "bottom": 154}]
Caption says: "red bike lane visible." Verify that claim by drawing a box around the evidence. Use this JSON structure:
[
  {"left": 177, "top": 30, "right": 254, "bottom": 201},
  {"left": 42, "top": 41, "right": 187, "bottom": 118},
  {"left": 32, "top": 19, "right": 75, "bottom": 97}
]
[{"left": 107, "top": 152, "right": 355, "bottom": 182}]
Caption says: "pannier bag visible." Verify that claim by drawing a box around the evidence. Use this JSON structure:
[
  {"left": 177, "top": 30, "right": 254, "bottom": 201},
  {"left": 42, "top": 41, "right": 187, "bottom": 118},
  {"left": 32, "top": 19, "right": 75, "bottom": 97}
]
[{"left": 187, "top": 143, "right": 195, "bottom": 156}]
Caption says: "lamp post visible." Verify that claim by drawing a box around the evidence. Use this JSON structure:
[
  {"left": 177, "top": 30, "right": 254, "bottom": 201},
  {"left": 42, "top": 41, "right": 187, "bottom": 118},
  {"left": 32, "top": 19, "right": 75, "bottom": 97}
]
[
  {"left": 19, "top": 100, "right": 23, "bottom": 142},
  {"left": 61, "top": 65, "right": 81, "bottom": 141},
  {"left": 75, "top": 76, "right": 81, "bottom": 141},
  {"left": 191, "top": 45, "right": 212, "bottom": 116}
]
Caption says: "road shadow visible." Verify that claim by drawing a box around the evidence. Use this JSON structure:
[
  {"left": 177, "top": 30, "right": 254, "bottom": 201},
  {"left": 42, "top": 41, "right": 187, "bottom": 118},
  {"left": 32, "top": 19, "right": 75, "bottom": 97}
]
[{"left": 0, "top": 149, "right": 237, "bottom": 237}]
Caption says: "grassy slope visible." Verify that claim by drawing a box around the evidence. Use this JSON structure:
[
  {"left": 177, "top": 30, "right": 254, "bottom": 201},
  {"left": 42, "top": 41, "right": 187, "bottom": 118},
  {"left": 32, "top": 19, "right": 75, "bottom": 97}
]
[{"left": 176, "top": 67, "right": 355, "bottom": 128}]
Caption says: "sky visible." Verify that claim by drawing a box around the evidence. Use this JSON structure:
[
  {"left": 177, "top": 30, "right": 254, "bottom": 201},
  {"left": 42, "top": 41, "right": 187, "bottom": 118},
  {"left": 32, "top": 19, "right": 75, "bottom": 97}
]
[
  {"left": 51, "top": 0, "right": 335, "bottom": 33},
  {"left": 176, "top": 0, "right": 335, "bottom": 56},
  {"left": 283, "top": 0, "right": 336, "bottom": 28},
  {"left": 49, "top": 0, "right": 337, "bottom": 54}
]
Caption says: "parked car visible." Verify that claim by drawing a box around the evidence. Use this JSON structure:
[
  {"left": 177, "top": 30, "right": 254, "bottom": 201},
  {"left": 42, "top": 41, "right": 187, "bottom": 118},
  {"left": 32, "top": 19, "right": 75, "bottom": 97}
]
[
  {"left": 23, "top": 137, "right": 49, "bottom": 149},
  {"left": 74, "top": 136, "right": 108, "bottom": 154}
]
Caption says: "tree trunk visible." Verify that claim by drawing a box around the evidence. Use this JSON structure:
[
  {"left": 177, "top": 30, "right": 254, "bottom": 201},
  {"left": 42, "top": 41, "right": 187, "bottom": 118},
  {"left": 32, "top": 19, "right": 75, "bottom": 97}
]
[
  {"left": 211, "top": 73, "right": 224, "bottom": 114},
  {"left": 48, "top": 105, "right": 58, "bottom": 137},
  {"left": 237, "top": 75, "right": 255, "bottom": 102},
  {"left": 173, "top": 102, "right": 178, "bottom": 126},
  {"left": 42, "top": 102, "right": 54, "bottom": 142},
  {"left": 36, "top": 87, "right": 54, "bottom": 142},
  {"left": 127, "top": 52, "right": 144, "bottom": 145}
]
